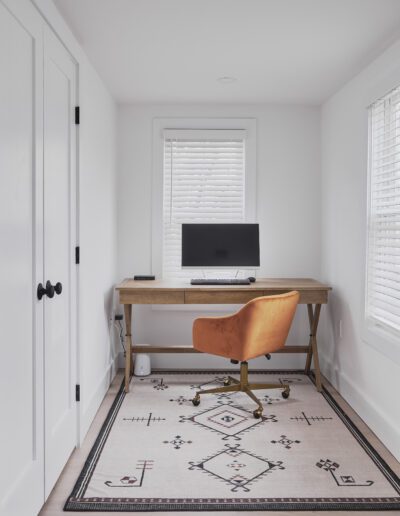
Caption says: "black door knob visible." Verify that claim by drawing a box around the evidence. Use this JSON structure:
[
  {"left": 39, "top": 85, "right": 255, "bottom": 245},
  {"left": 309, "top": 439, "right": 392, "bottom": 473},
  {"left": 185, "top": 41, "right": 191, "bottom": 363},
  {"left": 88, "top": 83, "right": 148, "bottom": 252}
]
[
  {"left": 37, "top": 283, "right": 46, "bottom": 300},
  {"left": 45, "top": 280, "right": 55, "bottom": 298},
  {"left": 54, "top": 282, "right": 62, "bottom": 295},
  {"left": 37, "top": 280, "right": 55, "bottom": 300}
]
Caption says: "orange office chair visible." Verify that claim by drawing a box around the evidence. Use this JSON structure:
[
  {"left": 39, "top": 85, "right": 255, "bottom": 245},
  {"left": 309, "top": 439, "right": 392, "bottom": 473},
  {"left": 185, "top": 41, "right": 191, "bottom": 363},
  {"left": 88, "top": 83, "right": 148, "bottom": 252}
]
[{"left": 192, "top": 291, "right": 300, "bottom": 418}]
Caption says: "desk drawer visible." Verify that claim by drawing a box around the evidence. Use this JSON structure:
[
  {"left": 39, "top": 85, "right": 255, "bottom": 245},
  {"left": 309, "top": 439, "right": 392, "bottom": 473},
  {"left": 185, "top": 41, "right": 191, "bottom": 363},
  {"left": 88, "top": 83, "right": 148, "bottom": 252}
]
[
  {"left": 120, "top": 291, "right": 185, "bottom": 304},
  {"left": 185, "top": 290, "right": 263, "bottom": 304}
]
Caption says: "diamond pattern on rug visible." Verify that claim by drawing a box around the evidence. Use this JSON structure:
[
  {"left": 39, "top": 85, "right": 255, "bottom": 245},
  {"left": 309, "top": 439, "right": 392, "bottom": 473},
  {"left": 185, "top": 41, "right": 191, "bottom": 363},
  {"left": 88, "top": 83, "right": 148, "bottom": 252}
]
[
  {"left": 189, "top": 443, "right": 285, "bottom": 492},
  {"left": 180, "top": 399, "right": 277, "bottom": 441},
  {"left": 64, "top": 371, "right": 400, "bottom": 512}
]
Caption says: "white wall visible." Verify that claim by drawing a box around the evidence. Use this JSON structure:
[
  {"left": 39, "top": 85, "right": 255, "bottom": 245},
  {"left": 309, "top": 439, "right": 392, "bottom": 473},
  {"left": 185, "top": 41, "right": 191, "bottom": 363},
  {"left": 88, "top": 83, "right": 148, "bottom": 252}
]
[
  {"left": 33, "top": 0, "right": 118, "bottom": 441},
  {"left": 117, "top": 104, "right": 321, "bottom": 369},
  {"left": 320, "top": 39, "right": 400, "bottom": 460}
]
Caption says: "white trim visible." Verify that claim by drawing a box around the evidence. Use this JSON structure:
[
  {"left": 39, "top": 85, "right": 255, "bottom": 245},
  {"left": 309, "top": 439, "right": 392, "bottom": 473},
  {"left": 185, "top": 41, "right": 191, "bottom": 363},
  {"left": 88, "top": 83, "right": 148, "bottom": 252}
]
[
  {"left": 163, "top": 129, "right": 247, "bottom": 140},
  {"left": 70, "top": 53, "right": 79, "bottom": 451},
  {"left": 79, "top": 356, "right": 119, "bottom": 444},
  {"left": 74, "top": 59, "right": 81, "bottom": 450},
  {"left": 364, "top": 105, "right": 372, "bottom": 330},
  {"left": 363, "top": 89, "right": 400, "bottom": 362},
  {"left": 152, "top": 117, "right": 257, "bottom": 279}
]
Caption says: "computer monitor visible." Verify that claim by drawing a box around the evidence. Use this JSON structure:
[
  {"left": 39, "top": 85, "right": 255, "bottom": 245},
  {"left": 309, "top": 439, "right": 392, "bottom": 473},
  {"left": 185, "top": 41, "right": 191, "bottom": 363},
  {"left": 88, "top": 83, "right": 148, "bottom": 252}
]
[{"left": 181, "top": 223, "right": 260, "bottom": 268}]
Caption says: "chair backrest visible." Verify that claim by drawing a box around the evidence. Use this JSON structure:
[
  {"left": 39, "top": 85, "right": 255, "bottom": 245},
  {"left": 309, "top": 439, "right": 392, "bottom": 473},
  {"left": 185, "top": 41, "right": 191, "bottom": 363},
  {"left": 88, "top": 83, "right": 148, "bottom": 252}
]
[{"left": 237, "top": 291, "right": 300, "bottom": 360}]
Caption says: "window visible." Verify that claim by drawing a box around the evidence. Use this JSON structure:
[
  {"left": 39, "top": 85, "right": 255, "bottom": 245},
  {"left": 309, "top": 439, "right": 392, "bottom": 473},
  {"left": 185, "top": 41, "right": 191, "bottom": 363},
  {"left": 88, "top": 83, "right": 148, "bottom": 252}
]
[
  {"left": 162, "top": 129, "right": 246, "bottom": 279},
  {"left": 151, "top": 118, "right": 256, "bottom": 280},
  {"left": 366, "top": 86, "right": 400, "bottom": 335}
]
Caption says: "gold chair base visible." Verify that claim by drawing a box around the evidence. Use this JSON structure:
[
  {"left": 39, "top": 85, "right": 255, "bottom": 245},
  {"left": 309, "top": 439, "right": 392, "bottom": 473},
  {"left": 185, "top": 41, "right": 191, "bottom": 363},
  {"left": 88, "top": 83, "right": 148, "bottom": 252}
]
[{"left": 192, "top": 361, "right": 290, "bottom": 418}]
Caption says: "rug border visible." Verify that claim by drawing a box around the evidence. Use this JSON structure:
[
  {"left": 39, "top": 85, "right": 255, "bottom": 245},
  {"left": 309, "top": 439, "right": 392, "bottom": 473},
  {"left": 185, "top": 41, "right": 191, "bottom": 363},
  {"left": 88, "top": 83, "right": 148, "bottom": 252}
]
[{"left": 64, "top": 370, "right": 400, "bottom": 512}]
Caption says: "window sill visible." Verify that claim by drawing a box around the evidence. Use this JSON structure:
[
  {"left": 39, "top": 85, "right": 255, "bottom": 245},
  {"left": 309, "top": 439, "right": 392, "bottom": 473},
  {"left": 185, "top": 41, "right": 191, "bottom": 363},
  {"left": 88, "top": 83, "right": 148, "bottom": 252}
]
[{"left": 362, "top": 319, "right": 400, "bottom": 366}]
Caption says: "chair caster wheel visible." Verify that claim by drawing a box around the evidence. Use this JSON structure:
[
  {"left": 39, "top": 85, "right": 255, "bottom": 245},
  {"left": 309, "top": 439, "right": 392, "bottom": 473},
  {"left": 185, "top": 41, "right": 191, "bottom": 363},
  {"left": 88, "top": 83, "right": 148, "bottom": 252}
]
[
  {"left": 253, "top": 409, "right": 262, "bottom": 419},
  {"left": 282, "top": 389, "right": 290, "bottom": 399},
  {"left": 192, "top": 395, "right": 200, "bottom": 406},
  {"left": 224, "top": 378, "right": 231, "bottom": 386}
]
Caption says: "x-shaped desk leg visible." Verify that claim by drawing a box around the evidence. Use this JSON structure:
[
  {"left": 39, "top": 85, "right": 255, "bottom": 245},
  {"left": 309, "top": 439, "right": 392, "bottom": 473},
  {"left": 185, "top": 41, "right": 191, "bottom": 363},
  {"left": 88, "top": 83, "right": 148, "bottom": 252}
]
[{"left": 305, "top": 303, "right": 322, "bottom": 392}]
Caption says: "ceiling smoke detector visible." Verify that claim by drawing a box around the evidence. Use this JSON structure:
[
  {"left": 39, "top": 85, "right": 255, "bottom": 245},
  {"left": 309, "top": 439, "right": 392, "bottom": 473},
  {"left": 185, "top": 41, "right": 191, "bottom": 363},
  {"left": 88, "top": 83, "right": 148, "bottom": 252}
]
[{"left": 217, "top": 76, "right": 237, "bottom": 84}]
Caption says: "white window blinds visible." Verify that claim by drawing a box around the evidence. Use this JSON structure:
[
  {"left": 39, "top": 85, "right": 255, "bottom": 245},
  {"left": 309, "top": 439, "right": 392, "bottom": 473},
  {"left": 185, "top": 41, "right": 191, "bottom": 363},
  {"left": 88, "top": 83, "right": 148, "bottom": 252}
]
[
  {"left": 163, "top": 130, "right": 246, "bottom": 279},
  {"left": 367, "top": 86, "right": 400, "bottom": 333}
]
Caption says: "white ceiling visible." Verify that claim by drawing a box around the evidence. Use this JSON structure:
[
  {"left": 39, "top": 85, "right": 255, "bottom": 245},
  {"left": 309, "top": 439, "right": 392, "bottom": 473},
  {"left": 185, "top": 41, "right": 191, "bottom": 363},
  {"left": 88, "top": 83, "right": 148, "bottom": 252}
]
[{"left": 54, "top": 0, "right": 400, "bottom": 105}]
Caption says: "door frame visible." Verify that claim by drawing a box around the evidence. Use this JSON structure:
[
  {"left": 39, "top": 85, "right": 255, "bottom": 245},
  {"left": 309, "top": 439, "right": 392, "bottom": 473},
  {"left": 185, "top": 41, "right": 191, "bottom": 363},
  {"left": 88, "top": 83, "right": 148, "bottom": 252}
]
[{"left": 73, "top": 41, "right": 81, "bottom": 448}]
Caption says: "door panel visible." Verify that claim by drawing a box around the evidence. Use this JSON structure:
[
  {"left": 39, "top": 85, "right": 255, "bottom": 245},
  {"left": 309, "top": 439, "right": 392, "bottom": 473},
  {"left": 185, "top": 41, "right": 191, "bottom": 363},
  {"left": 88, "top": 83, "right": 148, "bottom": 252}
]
[
  {"left": 43, "top": 26, "right": 77, "bottom": 497},
  {"left": 0, "top": 1, "right": 44, "bottom": 515}
]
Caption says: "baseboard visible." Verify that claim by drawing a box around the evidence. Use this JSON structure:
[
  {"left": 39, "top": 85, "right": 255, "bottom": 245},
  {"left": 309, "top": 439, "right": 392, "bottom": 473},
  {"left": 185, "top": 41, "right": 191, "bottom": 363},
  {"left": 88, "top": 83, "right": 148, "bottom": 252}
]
[
  {"left": 320, "top": 357, "right": 400, "bottom": 461},
  {"left": 79, "top": 354, "right": 119, "bottom": 444}
]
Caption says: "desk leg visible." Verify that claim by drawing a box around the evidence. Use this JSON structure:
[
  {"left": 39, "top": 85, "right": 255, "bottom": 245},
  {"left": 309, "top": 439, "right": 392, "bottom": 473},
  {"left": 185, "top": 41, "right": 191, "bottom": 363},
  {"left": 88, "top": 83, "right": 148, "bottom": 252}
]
[
  {"left": 124, "top": 304, "right": 133, "bottom": 393},
  {"left": 305, "top": 303, "right": 322, "bottom": 392},
  {"left": 305, "top": 305, "right": 314, "bottom": 372}
]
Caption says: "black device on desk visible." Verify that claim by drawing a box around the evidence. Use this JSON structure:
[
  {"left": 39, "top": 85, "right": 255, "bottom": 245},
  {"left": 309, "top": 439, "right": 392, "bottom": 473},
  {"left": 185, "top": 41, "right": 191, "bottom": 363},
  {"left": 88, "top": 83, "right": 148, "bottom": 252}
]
[
  {"left": 182, "top": 223, "right": 259, "bottom": 286},
  {"left": 191, "top": 278, "right": 251, "bottom": 285}
]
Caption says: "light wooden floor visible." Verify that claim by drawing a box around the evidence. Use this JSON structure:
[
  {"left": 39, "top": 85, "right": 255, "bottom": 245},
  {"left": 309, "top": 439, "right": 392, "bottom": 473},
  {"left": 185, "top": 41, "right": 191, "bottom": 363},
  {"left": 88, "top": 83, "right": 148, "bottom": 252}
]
[{"left": 39, "top": 370, "right": 400, "bottom": 516}]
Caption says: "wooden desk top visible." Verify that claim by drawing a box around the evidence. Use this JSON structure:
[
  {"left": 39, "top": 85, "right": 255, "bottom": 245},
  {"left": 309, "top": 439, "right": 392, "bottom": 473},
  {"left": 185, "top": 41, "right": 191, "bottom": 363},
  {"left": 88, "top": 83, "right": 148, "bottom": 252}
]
[
  {"left": 116, "top": 278, "right": 331, "bottom": 305},
  {"left": 117, "top": 277, "right": 330, "bottom": 291}
]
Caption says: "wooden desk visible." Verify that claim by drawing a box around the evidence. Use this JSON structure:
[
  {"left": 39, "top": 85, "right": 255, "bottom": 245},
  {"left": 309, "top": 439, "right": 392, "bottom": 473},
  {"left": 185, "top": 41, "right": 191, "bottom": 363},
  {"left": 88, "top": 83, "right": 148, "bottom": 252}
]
[{"left": 116, "top": 278, "right": 331, "bottom": 394}]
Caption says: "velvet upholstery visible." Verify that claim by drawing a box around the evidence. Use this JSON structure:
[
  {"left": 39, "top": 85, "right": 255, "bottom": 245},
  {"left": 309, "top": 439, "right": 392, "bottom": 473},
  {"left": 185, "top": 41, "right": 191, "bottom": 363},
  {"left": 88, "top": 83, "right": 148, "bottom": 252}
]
[{"left": 193, "top": 291, "right": 300, "bottom": 362}]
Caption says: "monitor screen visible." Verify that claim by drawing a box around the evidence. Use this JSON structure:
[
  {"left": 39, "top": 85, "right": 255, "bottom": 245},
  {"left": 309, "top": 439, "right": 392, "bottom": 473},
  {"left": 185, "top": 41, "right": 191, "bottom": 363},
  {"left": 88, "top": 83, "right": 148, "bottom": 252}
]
[{"left": 181, "top": 223, "right": 260, "bottom": 268}]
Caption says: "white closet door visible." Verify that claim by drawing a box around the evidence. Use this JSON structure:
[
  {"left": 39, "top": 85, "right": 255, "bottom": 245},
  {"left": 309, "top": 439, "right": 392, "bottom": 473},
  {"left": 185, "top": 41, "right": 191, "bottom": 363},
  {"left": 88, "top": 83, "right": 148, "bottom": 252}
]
[
  {"left": 43, "top": 26, "right": 77, "bottom": 497},
  {"left": 0, "top": 1, "right": 44, "bottom": 515}
]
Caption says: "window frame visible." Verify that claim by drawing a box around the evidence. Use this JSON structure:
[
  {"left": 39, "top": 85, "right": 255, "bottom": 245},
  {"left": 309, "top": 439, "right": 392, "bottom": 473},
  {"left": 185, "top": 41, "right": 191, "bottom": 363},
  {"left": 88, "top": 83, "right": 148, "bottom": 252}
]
[
  {"left": 364, "top": 88, "right": 400, "bottom": 365},
  {"left": 151, "top": 118, "right": 257, "bottom": 280}
]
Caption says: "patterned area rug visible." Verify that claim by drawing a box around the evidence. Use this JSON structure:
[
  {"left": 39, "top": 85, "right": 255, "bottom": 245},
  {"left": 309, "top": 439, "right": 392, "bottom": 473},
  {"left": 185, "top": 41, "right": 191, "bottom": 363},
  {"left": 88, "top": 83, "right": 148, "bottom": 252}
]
[{"left": 65, "top": 371, "right": 400, "bottom": 511}]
